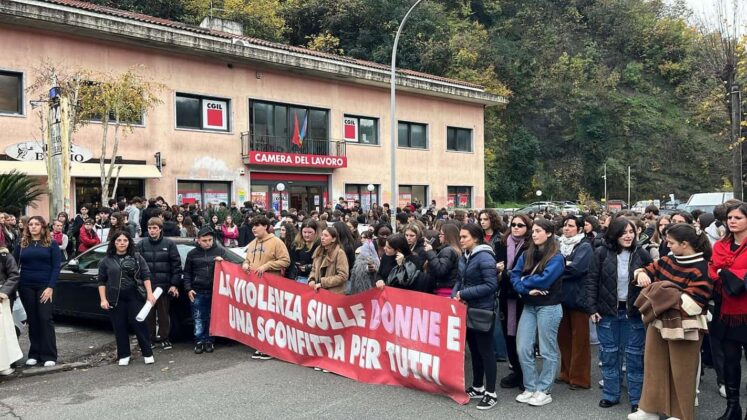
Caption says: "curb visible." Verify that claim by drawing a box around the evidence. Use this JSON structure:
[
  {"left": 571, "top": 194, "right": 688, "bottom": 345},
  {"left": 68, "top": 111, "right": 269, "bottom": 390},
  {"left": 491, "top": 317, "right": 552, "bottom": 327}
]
[{"left": 19, "top": 361, "right": 90, "bottom": 377}]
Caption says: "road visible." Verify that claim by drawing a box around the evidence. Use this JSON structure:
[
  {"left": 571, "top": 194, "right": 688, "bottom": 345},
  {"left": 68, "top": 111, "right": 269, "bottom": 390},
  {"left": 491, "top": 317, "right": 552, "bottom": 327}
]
[{"left": 0, "top": 321, "right": 734, "bottom": 419}]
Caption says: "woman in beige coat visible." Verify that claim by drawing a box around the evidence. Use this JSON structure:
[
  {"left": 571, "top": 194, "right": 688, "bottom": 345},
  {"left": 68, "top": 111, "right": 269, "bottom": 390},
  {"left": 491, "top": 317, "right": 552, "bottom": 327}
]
[{"left": 308, "top": 226, "right": 349, "bottom": 295}]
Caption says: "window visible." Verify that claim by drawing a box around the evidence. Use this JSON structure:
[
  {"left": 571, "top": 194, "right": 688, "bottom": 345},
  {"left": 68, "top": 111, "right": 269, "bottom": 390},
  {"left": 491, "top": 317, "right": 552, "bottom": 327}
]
[
  {"left": 250, "top": 100, "right": 329, "bottom": 142},
  {"left": 345, "top": 184, "right": 380, "bottom": 210},
  {"left": 448, "top": 186, "right": 472, "bottom": 208},
  {"left": 343, "top": 115, "right": 379, "bottom": 145},
  {"left": 398, "top": 121, "right": 427, "bottom": 149},
  {"left": 398, "top": 185, "right": 428, "bottom": 209},
  {"left": 176, "top": 93, "right": 230, "bottom": 131},
  {"left": 90, "top": 110, "right": 144, "bottom": 125},
  {"left": 75, "top": 178, "right": 144, "bottom": 210},
  {"left": 177, "top": 181, "right": 231, "bottom": 206},
  {"left": 0, "top": 71, "right": 22, "bottom": 115},
  {"left": 447, "top": 127, "right": 473, "bottom": 152}
]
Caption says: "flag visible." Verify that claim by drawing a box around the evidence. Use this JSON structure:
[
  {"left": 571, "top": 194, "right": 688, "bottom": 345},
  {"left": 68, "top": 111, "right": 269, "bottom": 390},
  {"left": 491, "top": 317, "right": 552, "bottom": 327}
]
[
  {"left": 299, "top": 113, "right": 308, "bottom": 146},
  {"left": 291, "top": 112, "right": 301, "bottom": 147}
]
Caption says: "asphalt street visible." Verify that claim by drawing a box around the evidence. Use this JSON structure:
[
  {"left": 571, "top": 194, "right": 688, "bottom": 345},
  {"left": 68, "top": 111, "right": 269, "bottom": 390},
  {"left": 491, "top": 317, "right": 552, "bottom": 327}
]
[{"left": 0, "top": 321, "right": 738, "bottom": 419}]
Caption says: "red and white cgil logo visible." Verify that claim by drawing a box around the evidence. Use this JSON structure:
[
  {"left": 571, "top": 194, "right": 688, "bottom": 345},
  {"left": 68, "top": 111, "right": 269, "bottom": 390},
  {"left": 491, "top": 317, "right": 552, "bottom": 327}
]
[{"left": 202, "top": 100, "right": 227, "bottom": 130}]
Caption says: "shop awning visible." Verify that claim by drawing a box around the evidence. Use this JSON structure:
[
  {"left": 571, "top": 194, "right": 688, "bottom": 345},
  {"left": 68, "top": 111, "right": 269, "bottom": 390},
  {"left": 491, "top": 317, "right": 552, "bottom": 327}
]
[{"left": 0, "top": 161, "right": 162, "bottom": 179}]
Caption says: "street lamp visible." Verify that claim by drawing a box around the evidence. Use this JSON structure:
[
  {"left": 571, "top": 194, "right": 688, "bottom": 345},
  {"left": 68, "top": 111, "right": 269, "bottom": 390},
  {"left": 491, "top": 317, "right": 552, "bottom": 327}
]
[
  {"left": 367, "top": 184, "right": 375, "bottom": 210},
  {"left": 276, "top": 182, "right": 285, "bottom": 214},
  {"left": 536, "top": 190, "right": 542, "bottom": 197},
  {"left": 390, "top": 0, "right": 425, "bottom": 231}
]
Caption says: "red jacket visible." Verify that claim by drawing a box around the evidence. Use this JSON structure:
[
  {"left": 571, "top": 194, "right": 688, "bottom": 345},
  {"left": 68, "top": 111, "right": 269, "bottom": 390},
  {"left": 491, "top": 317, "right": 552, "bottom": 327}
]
[
  {"left": 709, "top": 238, "right": 747, "bottom": 325},
  {"left": 78, "top": 226, "right": 101, "bottom": 253}
]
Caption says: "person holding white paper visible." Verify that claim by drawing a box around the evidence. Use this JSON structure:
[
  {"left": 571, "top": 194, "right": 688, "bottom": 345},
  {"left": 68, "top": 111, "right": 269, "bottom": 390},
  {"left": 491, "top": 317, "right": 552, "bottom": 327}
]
[{"left": 97, "top": 231, "right": 156, "bottom": 366}]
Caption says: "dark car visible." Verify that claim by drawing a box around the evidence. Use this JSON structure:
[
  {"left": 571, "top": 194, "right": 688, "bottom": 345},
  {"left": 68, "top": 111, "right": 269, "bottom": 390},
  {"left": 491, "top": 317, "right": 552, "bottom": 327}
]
[{"left": 54, "top": 237, "right": 245, "bottom": 341}]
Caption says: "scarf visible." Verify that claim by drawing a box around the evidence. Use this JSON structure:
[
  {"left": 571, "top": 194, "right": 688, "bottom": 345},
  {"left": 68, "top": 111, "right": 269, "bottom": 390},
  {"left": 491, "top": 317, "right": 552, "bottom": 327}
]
[
  {"left": 559, "top": 233, "right": 585, "bottom": 257},
  {"left": 710, "top": 239, "right": 747, "bottom": 325},
  {"left": 52, "top": 231, "right": 64, "bottom": 246},
  {"left": 506, "top": 235, "right": 524, "bottom": 270}
]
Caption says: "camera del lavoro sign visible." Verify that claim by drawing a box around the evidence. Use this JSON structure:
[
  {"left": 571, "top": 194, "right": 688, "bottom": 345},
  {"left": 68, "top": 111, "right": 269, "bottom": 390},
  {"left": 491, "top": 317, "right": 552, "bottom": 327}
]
[{"left": 247, "top": 151, "right": 348, "bottom": 169}]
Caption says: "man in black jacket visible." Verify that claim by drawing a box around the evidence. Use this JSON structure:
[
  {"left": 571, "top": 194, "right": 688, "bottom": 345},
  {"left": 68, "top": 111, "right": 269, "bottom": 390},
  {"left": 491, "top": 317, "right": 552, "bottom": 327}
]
[
  {"left": 135, "top": 218, "right": 182, "bottom": 349},
  {"left": 140, "top": 198, "right": 161, "bottom": 230},
  {"left": 183, "top": 227, "right": 227, "bottom": 354}
]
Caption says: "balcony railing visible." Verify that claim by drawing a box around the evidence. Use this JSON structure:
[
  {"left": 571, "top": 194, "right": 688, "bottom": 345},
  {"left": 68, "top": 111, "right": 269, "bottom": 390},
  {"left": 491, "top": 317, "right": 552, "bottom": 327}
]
[{"left": 241, "top": 132, "right": 346, "bottom": 162}]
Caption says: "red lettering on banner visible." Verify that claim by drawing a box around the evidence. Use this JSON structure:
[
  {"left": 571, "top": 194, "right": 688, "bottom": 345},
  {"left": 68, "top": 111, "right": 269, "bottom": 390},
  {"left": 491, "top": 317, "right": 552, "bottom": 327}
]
[
  {"left": 210, "top": 262, "right": 468, "bottom": 404},
  {"left": 248, "top": 151, "right": 347, "bottom": 168}
]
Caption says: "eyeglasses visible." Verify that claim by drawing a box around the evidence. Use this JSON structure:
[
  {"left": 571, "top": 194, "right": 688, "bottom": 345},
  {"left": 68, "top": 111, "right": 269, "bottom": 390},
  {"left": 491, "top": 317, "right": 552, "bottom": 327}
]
[{"left": 511, "top": 223, "right": 526, "bottom": 228}]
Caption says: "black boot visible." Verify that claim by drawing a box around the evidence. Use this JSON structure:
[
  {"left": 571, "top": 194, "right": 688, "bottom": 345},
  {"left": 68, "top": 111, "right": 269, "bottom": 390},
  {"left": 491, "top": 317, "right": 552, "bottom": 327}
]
[{"left": 718, "top": 386, "right": 743, "bottom": 420}]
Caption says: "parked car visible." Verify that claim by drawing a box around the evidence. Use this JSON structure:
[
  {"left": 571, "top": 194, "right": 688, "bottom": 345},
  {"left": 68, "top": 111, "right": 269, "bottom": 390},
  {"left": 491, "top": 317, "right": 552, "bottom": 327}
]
[
  {"left": 516, "top": 202, "right": 558, "bottom": 214},
  {"left": 54, "top": 237, "right": 245, "bottom": 341},
  {"left": 682, "top": 192, "right": 734, "bottom": 214}
]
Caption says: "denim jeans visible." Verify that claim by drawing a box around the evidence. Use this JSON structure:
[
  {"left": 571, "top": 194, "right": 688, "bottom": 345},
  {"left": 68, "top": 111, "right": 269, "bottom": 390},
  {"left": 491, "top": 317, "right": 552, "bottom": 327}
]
[
  {"left": 516, "top": 304, "right": 563, "bottom": 393},
  {"left": 191, "top": 291, "right": 213, "bottom": 344},
  {"left": 492, "top": 315, "right": 508, "bottom": 360},
  {"left": 597, "top": 310, "right": 645, "bottom": 404}
]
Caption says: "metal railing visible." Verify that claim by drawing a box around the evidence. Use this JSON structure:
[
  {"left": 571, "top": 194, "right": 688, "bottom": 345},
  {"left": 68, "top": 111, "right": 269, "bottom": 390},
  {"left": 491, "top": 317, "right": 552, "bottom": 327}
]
[{"left": 240, "top": 132, "right": 346, "bottom": 158}]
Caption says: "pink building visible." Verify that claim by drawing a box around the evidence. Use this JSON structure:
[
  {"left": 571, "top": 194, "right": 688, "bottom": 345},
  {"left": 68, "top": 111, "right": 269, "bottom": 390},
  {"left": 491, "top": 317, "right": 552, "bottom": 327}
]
[{"left": 0, "top": 0, "right": 504, "bottom": 216}]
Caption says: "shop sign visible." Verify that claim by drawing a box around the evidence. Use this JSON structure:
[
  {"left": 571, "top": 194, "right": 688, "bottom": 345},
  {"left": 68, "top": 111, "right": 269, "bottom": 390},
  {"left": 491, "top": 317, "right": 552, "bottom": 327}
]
[
  {"left": 202, "top": 99, "right": 227, "bottom": 130},
  {"left": 248, "top": 151, "right": 347, "bottom": 169},
  {"left": 5, "top": 141, "right": 93, "bottom": 162},
  {"left": 343, "top": 117, "right": 358, "bottom": 142}
]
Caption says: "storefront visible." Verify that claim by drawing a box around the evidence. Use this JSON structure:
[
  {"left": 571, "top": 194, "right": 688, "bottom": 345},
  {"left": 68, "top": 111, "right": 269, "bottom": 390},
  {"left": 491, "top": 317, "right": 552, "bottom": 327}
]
[
  {"left": 249, "top": 172, "right": 329, "bottom": 213},
  {"left": 176, "top": 180, "right": 232, "bottom": 206}
]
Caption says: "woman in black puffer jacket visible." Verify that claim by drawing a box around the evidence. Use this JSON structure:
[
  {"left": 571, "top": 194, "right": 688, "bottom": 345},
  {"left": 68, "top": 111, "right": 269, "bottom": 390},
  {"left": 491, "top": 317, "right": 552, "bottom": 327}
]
[
  {"left": 425, "top": 223, "right": 461, "bottom": 297},
  {"left": 584, "top": 217, "right": 652, "bottom": 413},
  {"left": 452, "top": 223, "right": 499, "bottom": 410}
]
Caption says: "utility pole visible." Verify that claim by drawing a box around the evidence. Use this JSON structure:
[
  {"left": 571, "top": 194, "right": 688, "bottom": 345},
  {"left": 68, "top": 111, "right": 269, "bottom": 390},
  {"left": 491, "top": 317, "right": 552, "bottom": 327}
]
[
  {"left": 45, "top": 74, "right": 66, "bottom": 218},
  {"left": 731, "top": 85, "right": 743, "bottom": 200},
  {"left": 627, "top": 166, "right": 631, "bottom": 208},
  {"left": 603, "top": 163, "right": 608, "bottom": 212},
  {"left": 390, "top": 0, "right": 424, "bottom": 231}
]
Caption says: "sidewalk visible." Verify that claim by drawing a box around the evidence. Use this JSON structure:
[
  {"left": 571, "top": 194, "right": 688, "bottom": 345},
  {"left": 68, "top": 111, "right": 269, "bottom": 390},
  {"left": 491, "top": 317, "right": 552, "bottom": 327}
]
[{"left": 11, "top": 320, "right": 116, "bottom": 377}]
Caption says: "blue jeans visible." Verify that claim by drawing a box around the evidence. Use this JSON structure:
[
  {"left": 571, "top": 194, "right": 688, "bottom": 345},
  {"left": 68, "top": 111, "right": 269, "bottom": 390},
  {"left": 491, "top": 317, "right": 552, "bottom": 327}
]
[
  {"left": 191, "top": 291, "right": 213, "bottom": 344},
  {"left": 516, "top": 304, "right": 563, "bottom": 393},
  {"left": 597, "top": 310, "right": 644, "bottom": 404},
  {"left": 493, "top": 315, "right": 508, "bottom": 360}
]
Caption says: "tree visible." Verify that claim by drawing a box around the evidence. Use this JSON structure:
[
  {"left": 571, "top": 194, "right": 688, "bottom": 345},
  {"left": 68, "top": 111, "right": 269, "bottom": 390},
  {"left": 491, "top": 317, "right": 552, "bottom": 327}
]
[
  {"left": 0, "top": 170, "right": 47, "bottom": 210},
  {"left": 76, "top": 67, "right": 162, "bottom": 207}
]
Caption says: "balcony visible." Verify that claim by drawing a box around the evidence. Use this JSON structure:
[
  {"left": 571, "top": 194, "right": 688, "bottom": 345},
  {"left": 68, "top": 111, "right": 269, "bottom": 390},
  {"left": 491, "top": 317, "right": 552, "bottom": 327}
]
[{"left": 241, "top": 132, "right": 348, "bottom": 169}]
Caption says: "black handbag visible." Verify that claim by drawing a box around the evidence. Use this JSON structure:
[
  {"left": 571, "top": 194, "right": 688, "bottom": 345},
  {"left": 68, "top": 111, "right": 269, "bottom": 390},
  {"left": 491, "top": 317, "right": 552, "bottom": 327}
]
[
  {"left": 386, "top": 261, "right": 421, "bottom": 289},
  {"left": 467, "top": 307, "right": 495, "bottom": 332}
]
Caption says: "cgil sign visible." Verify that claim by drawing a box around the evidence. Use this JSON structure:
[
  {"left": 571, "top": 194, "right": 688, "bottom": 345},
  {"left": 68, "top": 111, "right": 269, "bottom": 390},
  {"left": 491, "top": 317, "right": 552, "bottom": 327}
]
[
  {"left": 248, "top": 151, "right": 348, "bottom": 169},
  {"left": 5, "top": 141, "right": 93, "bottom": 162}
]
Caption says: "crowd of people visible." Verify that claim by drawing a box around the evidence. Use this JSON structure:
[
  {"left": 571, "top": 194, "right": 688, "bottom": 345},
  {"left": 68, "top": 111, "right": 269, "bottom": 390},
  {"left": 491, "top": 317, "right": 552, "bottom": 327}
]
[{"left": 1, "top": 195, "right": 746, "bottom": 419}]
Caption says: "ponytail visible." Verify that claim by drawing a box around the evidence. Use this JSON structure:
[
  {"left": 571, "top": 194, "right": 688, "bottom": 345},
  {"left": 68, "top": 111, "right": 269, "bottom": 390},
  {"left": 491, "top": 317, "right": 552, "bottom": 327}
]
[{"left": 666, "top": 223, "right": 712, "bottom": 260}]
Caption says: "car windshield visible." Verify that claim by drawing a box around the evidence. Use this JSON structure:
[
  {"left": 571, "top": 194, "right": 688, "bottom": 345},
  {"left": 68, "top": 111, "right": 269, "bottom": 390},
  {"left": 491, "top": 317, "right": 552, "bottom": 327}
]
[{"left": 77, "top": 245, "right": 108, "bottom": 270}]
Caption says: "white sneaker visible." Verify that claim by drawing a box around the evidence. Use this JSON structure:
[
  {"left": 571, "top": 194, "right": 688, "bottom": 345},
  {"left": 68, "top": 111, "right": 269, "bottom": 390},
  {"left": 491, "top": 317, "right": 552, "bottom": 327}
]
[
  {"left": 528, "top": 391, "right": 552, "bottom": 406},
  {"left": 118, "top": 357, "right": 130, "bottom": 366},
  {"left": 143, "top": 356, "right": 155, "bottom": 365},
  {"left": 516, "top": 390, "right": 535, "bottom": 403},
  {"left": 598, "top": 379, "right": 604, "bottom": 388},
  {"left": 25, "top": 358, "right": 38, "bottom": 366},
  {"left": 720, "top": 385, "right": 727, "bottom": 398},
  {"left": 666, "top": 418, "right": 681, "bottom": 420},
  {"left": 628, "top": 409, "right": 659, "bottom": 420},
  {"left": 43, "top": 361, "right": 56, "bottom": 367},
  {"left": 0, "top": 368, "right": 14, "bottom": 376}
]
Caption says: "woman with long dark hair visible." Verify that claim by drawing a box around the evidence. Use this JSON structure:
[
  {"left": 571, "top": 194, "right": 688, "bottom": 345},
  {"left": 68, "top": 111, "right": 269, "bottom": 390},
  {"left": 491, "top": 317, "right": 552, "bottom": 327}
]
[
  {"left": 586, "top": 217, "right": 652, "bottom": 412},
  {"left": 629, "top": 224, "right": 712, "bottom": 420},
  {"left": 280, "top": 221, "right": 298, "bottom": 279},
  {"left": 647, "top": 215, "right": 670, "bottom": 260},
  {"left": 511, "top": 219, "right": 565, "bottom": 407},
  {"left": 498, "top": 214, "right": 532, "bottom": 390},
  {"left": 332, "top": 221, "right": 357, "bottom": 271},
  {"left": 97, "top": 231, "right": 156, "bottom": 366},
  {"left": 453, "top": 223, "right": 498, "bottom": 410},
  {"left": 424, "top": 223, "right": 461, "bottom": 297},
  {"left": 12, "top": 216, "right": 61, "bottom": 367},
  {"left": 708, "top": 202, "right": 747, "bottom": 420},
  {"left": 307, "top": 226, "right": 349, "bottom": 295}
]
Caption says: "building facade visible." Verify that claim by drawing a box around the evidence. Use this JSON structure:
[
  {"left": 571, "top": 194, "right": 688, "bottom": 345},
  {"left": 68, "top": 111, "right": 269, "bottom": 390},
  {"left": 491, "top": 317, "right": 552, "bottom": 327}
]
[{"left": 0, "top": 0, "right": 504, "bottom": 216}]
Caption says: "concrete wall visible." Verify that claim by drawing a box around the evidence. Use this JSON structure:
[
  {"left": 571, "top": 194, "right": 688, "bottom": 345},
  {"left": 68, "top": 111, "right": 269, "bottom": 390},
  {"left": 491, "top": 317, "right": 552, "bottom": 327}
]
[{"left": 0, "top": 25, "right": 486, "bottom": 215}]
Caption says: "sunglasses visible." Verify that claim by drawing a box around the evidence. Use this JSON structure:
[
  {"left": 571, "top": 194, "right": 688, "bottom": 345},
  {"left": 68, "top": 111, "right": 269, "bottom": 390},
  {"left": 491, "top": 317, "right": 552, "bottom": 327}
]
[{"left": 511, "top": 223, "right": 526, "bottom": 228}]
